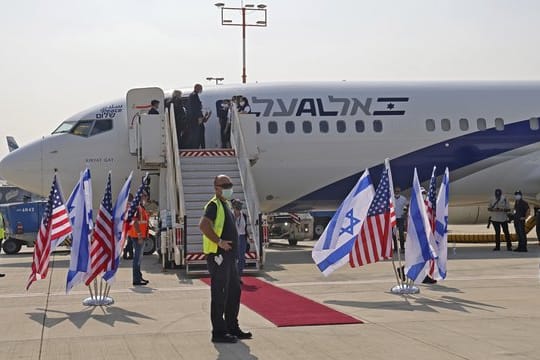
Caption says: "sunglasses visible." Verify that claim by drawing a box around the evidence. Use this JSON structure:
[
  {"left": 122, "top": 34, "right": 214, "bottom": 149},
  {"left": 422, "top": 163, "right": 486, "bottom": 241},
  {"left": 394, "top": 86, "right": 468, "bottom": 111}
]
[{"left": 216, "top": 183, "right": 233, "bottom": 189}]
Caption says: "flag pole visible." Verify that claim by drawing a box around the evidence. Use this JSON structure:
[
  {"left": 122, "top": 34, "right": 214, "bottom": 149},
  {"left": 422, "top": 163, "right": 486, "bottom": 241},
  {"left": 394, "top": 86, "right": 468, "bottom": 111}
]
[{"left": 385, "top": 159, "right": 406, "bottom": 289}]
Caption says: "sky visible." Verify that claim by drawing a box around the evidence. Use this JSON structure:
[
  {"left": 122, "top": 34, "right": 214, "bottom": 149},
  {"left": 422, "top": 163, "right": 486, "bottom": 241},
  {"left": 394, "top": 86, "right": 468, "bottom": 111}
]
[{"left": 1, "top": 0, "right": 540, "bottom": 160}]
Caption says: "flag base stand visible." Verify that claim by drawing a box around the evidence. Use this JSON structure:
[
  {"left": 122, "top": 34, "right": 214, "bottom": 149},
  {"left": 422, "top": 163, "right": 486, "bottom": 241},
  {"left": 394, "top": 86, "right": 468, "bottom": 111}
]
[
  {"left": 390, "top": 284, "right": 420, "bottom": 295},
  {"left": 83, "top": 296, "right": 114, "bottom": 306}
]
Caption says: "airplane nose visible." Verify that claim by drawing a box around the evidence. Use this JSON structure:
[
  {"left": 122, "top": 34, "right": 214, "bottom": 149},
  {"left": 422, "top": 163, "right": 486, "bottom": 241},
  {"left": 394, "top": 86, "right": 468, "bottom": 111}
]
[{"left": 0, "top": 140, "right": 45, "bottom": 196}]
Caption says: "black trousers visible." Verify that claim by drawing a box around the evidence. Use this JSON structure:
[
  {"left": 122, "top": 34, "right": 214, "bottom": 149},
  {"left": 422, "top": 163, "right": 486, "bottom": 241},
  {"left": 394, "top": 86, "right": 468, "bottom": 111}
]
[
  {"left": 392, "top": 218, "right": 406, "bottom": 250},
  {"left": 492, "top": 221, "right": 511, "bottom": 249},
  {"left": 206, "top": 253, "right": 241, "bottom": 336},
  {"left": 514, "top": 219, "right": 527, "bottom": 250}
]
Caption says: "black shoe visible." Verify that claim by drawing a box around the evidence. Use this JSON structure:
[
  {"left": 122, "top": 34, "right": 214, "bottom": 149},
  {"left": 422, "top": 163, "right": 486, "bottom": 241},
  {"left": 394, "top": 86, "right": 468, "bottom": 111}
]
[
  {"left": 211, "top": 334, "right": 238, "bottom": 343},
  {"left": 422, "top": 276, "right": 437, "bottom": 284},
  {"left": 513, "top": 248, "right": 527, "bottom": 252},
  {"left": 141, "top": 279, "right": 149, "bottom": 284},
  {"left": 132, "top": 281, "right": 147, "bottom": 286},
  {"left": 0, "top": 273, "right": 5, "bottom": 278},
  {"left": 492, "top": 247, "right": 500, "bottom": 251},
  {"left": 230, "top": 329, "right": 252, "bottom": 339}
]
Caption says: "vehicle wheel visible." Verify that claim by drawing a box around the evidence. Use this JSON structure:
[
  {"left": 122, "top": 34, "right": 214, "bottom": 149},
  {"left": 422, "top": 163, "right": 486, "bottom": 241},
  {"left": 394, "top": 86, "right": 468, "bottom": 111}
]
[
  {"left": 312, "top": 216, "right": 332, "bottom": 240},
  {"left": 2, "top": 238, "right": 22, "bottom": 255},
  {"left": 143, "top": 235, "right": 156, "bottom": 255},
  {"left": 288, "top": 238, "right": 298, "bottom": 246}
]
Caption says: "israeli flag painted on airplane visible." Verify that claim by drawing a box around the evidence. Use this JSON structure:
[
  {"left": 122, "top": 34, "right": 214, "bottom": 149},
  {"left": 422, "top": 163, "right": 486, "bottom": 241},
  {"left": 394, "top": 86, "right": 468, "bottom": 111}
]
[
  {"left": 405, "top": 168, "right": 437, "bottom": 282},
  {"left": 434, "top": 167, "right": 449, "bottom": 280},
  {"left": 66, "top": 168, "right": 93, "bottom": 293},
  {"left": 312, "top": 170, "right": 375, "bottom": 276}
]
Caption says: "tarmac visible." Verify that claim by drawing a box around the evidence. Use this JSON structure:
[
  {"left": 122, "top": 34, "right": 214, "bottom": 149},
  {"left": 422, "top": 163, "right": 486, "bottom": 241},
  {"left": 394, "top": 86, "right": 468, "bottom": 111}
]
[{"left": 0, "top": 235, "right": 539, "bottom": 360}]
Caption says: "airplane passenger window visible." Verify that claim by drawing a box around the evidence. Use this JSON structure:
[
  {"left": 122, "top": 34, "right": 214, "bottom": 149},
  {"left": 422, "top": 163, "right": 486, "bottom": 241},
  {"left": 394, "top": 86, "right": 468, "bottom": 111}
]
[
  {"left": 425, "top": 119, "right": 435, "bottom": 131},
  {"left": 441, "top": 118, "right": 451, "bottom": 131},
  {"left": 70, "top": 120, "right": 95, "bottom": 137},
  {"left": 256, "top": 121, "right": 260, "bottom": 134},
  {"left": 355, "top": 120, "right": 365, "bottom": 133},
  {"left": 52, "top": 120, "right": 77, "bottom": 134},
  {"left": 285, "top": 121, "right": 295, "bottom": 134},
  {"left": 477, "top": 118, "right": 487, "bottom": 130},
  {"left": 268, "top": 121, "right": 278, "bottom": 134},
  {"left": 90, "top": 120, "right": 113, "bottom": 136},
  {"left": 336, "top": 120, "right": 346, "bottom": 133},
  {"left": 495, "top": 118, "right": 505, "bottom": 131},
  {"left": 373, "top": 120, "right": 383, "bottom": 133},
  {"left": 319, "top": 121, "right": 329, "bottom": 133},
  {"left": 528, "top": 117, "right": 539, "bottom": 130},
  {"left": 459, "top": 118, "right": 469, "bottom": 131},
  {"left": 302, "top": 121, "right": 312, "bottom": 133}
]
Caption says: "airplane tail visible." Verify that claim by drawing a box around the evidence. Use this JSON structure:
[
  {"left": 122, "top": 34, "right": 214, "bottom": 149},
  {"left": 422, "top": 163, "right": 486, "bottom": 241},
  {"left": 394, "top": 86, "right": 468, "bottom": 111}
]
[{"left": 6, "top": 136, "right": 18, "bottom": 152}]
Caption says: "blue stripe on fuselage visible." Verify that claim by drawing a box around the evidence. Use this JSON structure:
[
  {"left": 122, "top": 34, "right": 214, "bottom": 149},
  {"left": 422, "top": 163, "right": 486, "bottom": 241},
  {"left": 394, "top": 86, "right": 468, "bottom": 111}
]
[{"left": 277, "top": 117, "right": 540, "bottom": 212}]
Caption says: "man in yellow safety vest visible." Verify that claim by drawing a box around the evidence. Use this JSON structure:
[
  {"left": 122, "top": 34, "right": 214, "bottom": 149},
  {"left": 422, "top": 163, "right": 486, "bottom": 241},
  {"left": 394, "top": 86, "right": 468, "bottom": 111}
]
[{"left": 199, "top": 174, "right": 252, "bottom": 344}]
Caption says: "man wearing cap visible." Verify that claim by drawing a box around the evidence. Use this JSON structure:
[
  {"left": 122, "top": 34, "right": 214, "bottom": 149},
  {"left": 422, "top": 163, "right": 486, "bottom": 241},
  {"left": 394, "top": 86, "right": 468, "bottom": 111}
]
[
  {"left": 513, "top": 190, "right": 530, "bottom": 252},
  {"left": 199, "top": 175, "right": 252, "bottom": 343}
]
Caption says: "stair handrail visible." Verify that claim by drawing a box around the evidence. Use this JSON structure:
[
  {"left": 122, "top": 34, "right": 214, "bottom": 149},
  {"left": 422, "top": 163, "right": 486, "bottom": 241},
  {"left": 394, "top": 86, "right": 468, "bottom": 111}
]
[
  {"left": 168, "top": 105, "right": 186, "bottom": 219},
  {"left": 229, "top": 107, "right": 261, "bottom": 258}
]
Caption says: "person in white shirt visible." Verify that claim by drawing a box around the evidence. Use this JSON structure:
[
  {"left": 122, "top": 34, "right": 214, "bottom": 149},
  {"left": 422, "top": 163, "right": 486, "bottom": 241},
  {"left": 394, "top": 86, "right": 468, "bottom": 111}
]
[
  {"left": 488, "top": 188, "right": 512, "bottom": 251},
  {"left": 231, "top": 199, "right": 249, "bottom": 279},
  {"left": 393, "top": 187, "right": 408, "bottom": 253}
]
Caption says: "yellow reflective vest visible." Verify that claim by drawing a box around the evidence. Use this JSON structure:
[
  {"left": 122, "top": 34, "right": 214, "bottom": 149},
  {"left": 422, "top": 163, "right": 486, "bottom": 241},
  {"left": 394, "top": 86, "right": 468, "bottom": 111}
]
[
  {"left": 203, "top": 196, "right": 227, "bottom": 254},
  {"left": 0, "top": 212, "right": 4, "bottom": 240}
]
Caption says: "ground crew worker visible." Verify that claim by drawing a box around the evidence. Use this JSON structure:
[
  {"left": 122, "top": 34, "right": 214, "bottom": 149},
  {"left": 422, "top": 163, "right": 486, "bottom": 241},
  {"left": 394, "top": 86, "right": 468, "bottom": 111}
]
[
  {"left": 488, "top": 188, "right": 512, "bottom": 251},
  {"left": 199, "top": 174, "right": 252, "bottom": 343},
  {"left": 128, "top": 191, "right": 150, "bottom": 286},
  {"left": 513, "top": 190, "right": 530, "bottom": 252}
]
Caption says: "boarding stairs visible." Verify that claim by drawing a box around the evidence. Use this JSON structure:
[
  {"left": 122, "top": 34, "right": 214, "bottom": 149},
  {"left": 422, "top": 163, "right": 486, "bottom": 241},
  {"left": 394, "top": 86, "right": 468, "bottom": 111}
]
[
  {"left": 180, "top": 150, "right": 261, "bottom": 273},
  {"left": 126, "top": 87, "right": 267, "bottom": 274}
]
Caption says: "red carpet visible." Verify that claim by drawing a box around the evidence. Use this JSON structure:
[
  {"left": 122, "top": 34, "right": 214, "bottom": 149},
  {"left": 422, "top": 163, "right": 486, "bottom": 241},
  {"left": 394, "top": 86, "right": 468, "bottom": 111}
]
[{"left": 200, "top": 277, "right": 362, "bottom": 327}]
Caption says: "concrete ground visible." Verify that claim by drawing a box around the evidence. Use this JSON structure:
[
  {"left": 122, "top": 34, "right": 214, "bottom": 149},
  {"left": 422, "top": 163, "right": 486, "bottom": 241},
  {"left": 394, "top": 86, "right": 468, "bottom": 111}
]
[{"left": 0, "top": 237, "right": 539, "bottom": 360}]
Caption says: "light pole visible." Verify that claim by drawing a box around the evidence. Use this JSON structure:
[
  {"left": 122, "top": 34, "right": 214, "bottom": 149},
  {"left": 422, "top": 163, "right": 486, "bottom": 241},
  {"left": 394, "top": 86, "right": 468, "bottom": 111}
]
[
  {"left": 206, "top": 77, "right": 225, "bottom": 85},
  {"left": 215, "top": 2, "right": 267, "bottom": 84}
]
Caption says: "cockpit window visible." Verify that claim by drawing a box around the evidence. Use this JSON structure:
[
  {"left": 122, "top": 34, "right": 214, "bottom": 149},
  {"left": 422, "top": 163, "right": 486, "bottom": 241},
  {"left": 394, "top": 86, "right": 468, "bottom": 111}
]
[
  {"left": 90, "top": 120, "right": 113, "bottom": 136},
  {"left": 70, "top": 120, "right": 94, "bottom": 137},
  {"left": 52, "top": 120, "right": 77, "bottom": 134}
]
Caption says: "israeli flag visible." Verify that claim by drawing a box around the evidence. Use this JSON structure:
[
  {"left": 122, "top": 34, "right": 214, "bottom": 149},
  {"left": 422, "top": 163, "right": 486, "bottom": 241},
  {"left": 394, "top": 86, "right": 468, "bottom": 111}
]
[
  {"left": 405, "top": 168, "right": 437, "bottom": 282},
  {"left": 66, "top": 168, "right": 93, "bottom": 293},
  {"left": 312, "top": 170, "right": 375, "bottom": 276},
  {"left": 434, "top": 167, "right": 449, "bottom": 280},
  {"left": 103, "top": 172, "right": 132, "bottom": 284}
]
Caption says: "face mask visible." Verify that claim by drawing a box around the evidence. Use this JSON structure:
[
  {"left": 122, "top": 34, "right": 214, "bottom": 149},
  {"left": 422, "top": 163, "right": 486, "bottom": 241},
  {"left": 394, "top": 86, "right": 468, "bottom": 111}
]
[
  {"left": 221, "top": 188, "right": 233, "bottom": 200},
  {"left": 240, "top": 101, "right": 245, "bottom": 106},
  {"left": 515, "top": 195, "right": 522, "bottom": 200}
]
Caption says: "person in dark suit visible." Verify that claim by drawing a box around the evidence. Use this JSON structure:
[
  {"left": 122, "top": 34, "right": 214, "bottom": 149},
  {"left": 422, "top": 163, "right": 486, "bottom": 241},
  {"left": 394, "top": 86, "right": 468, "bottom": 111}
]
[
  {"left": 186, "top": 84, "right": 204, "bottom": 148},
  {"left": 217, "top": 99, "right": 231, "bottom": 148},
  {"left": 513, "top": 190, "right": 530, "bottom": 252},
  {"left": 168, "top": 90, "right": 187, "bottom": 148},
  {"left": 148, "top": 100, "right": 160, "bottom": 115}
]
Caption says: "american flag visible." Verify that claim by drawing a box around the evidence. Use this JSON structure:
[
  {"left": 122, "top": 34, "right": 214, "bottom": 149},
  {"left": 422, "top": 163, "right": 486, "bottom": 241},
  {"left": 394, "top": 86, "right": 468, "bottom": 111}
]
[
  {"left": 118, "top": 174, "right": 148, "bottom": 252},
  {"left": 426, "top": 167, "right": 437, "bottom": 233},
  {"left": 26, "top": 176, "right": 72, "bottom": 290},
  {"left": 85, "top": 173, "right": 114, "bottom": 285},
  {"left": 349, "top": 168, "right": 396, "bottom": 267}
]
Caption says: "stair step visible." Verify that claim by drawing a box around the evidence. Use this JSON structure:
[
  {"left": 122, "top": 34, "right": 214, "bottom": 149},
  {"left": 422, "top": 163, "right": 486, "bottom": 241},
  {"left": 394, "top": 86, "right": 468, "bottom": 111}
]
[{"left": 180, "top": 163, "right": 239, "bottom": 172}]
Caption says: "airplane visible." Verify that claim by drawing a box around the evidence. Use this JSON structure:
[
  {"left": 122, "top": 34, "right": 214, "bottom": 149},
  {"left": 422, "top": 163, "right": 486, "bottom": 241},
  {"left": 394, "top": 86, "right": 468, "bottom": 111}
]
[{"left": 1, "top": 81, "right": 540, "bottom": 218}]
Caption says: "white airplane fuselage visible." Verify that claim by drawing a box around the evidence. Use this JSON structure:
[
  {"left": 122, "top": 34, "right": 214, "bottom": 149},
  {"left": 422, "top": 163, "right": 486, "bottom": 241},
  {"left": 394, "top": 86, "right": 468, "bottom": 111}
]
[{"left": 1, "top": 81, "right": 540, "bottom": 212}]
